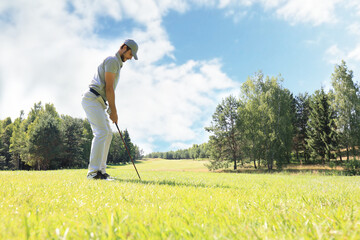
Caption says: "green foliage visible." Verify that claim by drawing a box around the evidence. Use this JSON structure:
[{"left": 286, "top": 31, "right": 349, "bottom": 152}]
[
  {"left": 108, "top": 129, "right": 143, "bottom": 164},
  {"left": 206, "top": 95, "right": 242, "bottom": 170},
  {"left": 123, "top": 129, "right": 134, "bottom": 162},
  {"left": 0, "top": 117, "right": 13, "bottom": 169},
  {"left": 205, "top": 138, "right": 229, "bottom": 171},
  {"left": 205, "top": 136, "right": 225, "bottom": 170},
  {"left": 344, "top": 160, "right": 360, "bottom": 176},
  {"left": 293, "top": 93, "right": 311, "bottom": 163},
  {"left": 235, "top": 72, "right": 294, "bottom": 170},
  {"left": 9, "top": 113, "right": 25, "bottom": 169},
  {"left": 331, "top": 60, "right": 360, "bottom": 160},
  {"left": 134, "top": 145, "right": 144, "bottom": 160},
  {"left": 0, "top": 102, "right": 139, "bottom": 170},
  {"left": 108, "top": 133, "right": 125, "bottom": 164},
  {"left": 27, "top": 111, "right": 62, "bottom": 170},
  {"left": 203, "top": 61, "right": 360, "bottom": 171},
  {"left": 257, "top": 74, "right": 294, "bottom": 169},
  {"left": 60, "top": 115, "right": 85, "bottom": 168},
  {"left": 81, "top": 119, "right": 92, "bottom": 163},
  {"left": 146, "top": 143, "right": 210, "bottom": 160},
  {"left": 306, "top": 88, "right": 338, "bottom": 163}
]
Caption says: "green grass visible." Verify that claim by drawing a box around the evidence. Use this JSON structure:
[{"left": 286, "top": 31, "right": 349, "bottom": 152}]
[{"left": 1, "top": 159, "right": 360, "bottom": 239}]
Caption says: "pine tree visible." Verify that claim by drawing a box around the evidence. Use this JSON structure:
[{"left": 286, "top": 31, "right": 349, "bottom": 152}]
[
  {"left": 307, "top": 89, "right": 337, "bottom": 163},
  {"left": 0, "top": 117, "right": 13, "bottom": 169},
  {"left": 9, "top": 111, "right": 25, "bottom": 170},
  {"left": 294, "top": 93, "right": 311, "bottom": 164},
  {"left": 123, "top": 129, "right": 134, "bottom": 163},
  {"left": 81, "top": 119, "right": 93, "bottom": 165},
  {"left": 61, "top": 116, "right": 84, "bottom": 168},
  {"left": 108, "top": 133, "right": 124, "bottom": 164},
  {"left": 205, "top": 95, "right": 241, "bottom": 170}
]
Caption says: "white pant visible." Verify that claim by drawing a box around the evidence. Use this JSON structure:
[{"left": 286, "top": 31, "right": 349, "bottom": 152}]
[{"left": 81, "top": 91, "right": 113, "bottom": 174}]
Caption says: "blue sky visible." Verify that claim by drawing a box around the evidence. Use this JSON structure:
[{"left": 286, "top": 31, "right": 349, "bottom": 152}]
[
  {"left": 1, "top": 0, "right": 360, "bottom": 153},
  {"left": 163, "top": 5, "right": 357, "bottom": 93}
]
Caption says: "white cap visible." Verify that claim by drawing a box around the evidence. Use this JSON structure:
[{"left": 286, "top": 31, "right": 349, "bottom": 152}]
[{"left": 124, "top": 39, "right": 138, "bottom": 60}]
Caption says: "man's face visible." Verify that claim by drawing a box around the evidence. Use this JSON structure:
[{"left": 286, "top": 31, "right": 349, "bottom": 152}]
[{"left": 121, "top": 48, "right": 133, "bottom": 62}]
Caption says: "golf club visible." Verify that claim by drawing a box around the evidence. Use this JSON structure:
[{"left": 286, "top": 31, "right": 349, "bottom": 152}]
[{"left": 115, "top": 123, "right": 141, "bottom": 180}]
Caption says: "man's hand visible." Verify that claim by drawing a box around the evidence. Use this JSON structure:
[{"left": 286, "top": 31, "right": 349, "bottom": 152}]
[{"left": 109, "top": 109, "right": 118, "bottom": 124}]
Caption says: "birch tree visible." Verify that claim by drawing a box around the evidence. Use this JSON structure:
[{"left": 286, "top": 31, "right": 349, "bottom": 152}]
[{"left": 331, "top": 60, "right": 360, "bottom": 160}]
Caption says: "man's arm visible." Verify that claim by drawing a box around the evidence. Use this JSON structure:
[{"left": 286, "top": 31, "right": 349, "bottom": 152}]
[{"left": 105, "top": 72, "right": 118, "bottom": 124}]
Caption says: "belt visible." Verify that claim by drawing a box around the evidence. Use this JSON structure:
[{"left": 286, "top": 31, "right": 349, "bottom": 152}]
[
  {"left": 90, "top": 88, "right": 100, "bottom": 96},
  {"left": 90, "top": 88, "right": 107, "bottom": 105}
]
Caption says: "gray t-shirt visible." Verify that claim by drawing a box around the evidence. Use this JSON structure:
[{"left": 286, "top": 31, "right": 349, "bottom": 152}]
[{"left": 89, "top": 52, "right": 123, "bottom": 101}]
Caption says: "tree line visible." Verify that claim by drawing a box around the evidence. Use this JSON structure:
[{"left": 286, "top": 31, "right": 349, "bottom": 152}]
[
  {"left": 205, "top": 60, "right": 360, "bottom": 171},
  {"left": 146, "top": 61, "right": 360, "bottom": 173},
  {"left": 0, "top": 102, "right": 143, "bottom": 170},
  {"left": 146, "top": 143, "right": 210, "bottom": 160}
]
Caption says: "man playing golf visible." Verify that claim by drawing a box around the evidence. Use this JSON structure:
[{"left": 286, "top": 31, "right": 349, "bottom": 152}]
[{"left": 81, "top": 39, "right": 138, "bottom": 180}]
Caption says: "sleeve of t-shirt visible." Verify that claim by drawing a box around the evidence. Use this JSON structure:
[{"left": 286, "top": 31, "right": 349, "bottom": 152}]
[{"left": 104, "top": 58, "right": 119, "bottom": 73}]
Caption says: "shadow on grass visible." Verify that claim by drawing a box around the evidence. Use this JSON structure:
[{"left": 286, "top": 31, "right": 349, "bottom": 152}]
[
  {"left": 220, "top": 168, "right": 346, "bottom": 175},
  {"left": 113, "top": 178, "right": 231, "bottom": 189}
]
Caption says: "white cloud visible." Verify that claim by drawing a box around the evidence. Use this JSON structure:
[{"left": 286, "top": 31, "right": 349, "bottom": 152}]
[
  {"left": 131, "top": 20, "right": 175, "bottom": 64},
  {"left": 347, "top": 0, "right": 360, "bottom": 16},
  {"left": 188, "top": 0, "right": 356, "bottom": 28},
  {"left": 325, "top": 44, "right": 346, "bottom": 64},
  {"left": 0, "top": 0, "right": 100, "bottom": 116},
  {"left": 347, "top": 23, "right": 360, "bottom": 36},
  {"left": 224, "top": 9, "right": 248, "bottom": 23},
  {"left": 275, "top": 0, "right": 341, "bottom": 26},
  {"left": 259, "top": 0, "right": 285, "bottom": 9},
  {"left": 325, "top": 44, "right": 360, "bottom": 65},
  {"left": 169, "top": 142, "right": 193, "bottom": 151},
  {"left": 348, "top": 45, "right": 360, "bottom": 61},
  {"left": 193, "top": 0, "right": 342, "bottom": 26},
  {"left": 322, "top": 79, "right": 332, "bottom": 93},
  {"left": 119, "top": 59, "right": 237, "bottom": 145},
  {"left": 325, "top": 44, "right": 360, "bottom": 87},
  {"left": 0, "top": 0, "right": 238, "bottom": 154}
]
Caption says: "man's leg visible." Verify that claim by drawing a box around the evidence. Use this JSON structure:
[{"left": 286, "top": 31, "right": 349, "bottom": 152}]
[
  {"left": 81, "top": 92, "right": 112, "bottom": 175},
  {"left": 100, "top": 120, "right": 113, "bottom": 174}
]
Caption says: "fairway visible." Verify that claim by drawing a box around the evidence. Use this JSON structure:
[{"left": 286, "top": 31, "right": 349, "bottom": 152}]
[{"left": 1, "top": 159, "right": 360, "bottom": 239}]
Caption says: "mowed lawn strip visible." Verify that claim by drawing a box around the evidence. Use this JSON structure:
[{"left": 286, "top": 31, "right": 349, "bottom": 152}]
[{"left": 1, "top": 159, "right": 360, "bottom": 239}]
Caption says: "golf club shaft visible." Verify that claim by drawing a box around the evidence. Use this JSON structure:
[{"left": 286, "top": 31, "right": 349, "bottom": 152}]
[{"left": 115, "top": 123, "right": 141, "bottom": 180}]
